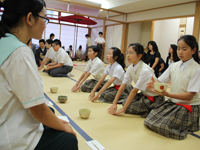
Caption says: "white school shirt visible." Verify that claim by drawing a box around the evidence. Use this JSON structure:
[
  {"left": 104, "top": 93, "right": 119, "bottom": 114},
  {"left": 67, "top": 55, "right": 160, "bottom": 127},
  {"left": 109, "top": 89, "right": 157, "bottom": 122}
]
[
  {"left": 104, "top": 62, "right": 125, "bottom": 85},
  {"left": 76, "top": 49, "right": 83, "bottom": 58},
  {"left": 95, "top": 37, "right": 105, "bottom": 44},
  {"left": 67, "top": 48, "right": 72, "bottom": 56},
  {"left": 168, "top": 59, "right": 174, "bottom": 66},
  {"left": 123, "top": 61, "right": 158, "bottom": 96},
  {"left": 158, "top": 58, "right": 200, "bottom": 105},
  {"left": 86, "top": 37, "right": 92, "bottom": 46},
  {"left": 0, "top": 46, "right": 47, "bottom": 150},
  {"left": 56, "top": 47, "right": 73, "bottom": 66},
  {"left": 85, "top": 57, "right": 105, "bottom": 80},
  {"left": 45, "top": 47, "right": 57, "bottom": 62}
]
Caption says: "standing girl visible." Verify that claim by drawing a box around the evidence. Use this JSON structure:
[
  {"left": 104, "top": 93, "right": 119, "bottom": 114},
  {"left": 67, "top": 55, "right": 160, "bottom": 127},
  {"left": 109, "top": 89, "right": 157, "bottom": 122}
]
[
  {"left": 147, "top": 41, "right": 161, "bottom": 78},
  {"left": 71, "top": 46, "right": 107, "bottom": 92},
  {"left": 0, "top": 0, "right": 77, "bottom": 149},
  {"left": 165, "top": 44, "right": 180, "bottom": 69},
  {"left": 89, "top": 47, "right": 133, "bottom": 103},
  {"left": 108, "top": 43, "right": 164, "bottom": 118},
  {"left": 145, "top": 35, "right": 200, "bottom": 140}
]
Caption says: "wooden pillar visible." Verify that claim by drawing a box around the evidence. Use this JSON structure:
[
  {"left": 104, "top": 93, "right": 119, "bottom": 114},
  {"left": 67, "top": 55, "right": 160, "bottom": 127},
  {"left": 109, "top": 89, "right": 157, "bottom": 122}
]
[
  {"left": 88, "top": 28, "right": 91, "bottom": 37},
  {"left": 121, "top": 23, "right": 129, "bottom": 60},
  {"left": 150, "top": 21, "right": 155, "bottom": 41},
  {"left": 193, "top": 1, "right": 200, "bottom": 42},
  {"left": 102, "top": 20, "right": 106, "bottom": 61}
]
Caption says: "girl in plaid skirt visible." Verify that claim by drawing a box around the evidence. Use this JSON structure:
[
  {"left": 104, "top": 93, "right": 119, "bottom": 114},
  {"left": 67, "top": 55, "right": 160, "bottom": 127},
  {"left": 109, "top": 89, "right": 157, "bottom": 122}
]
[
  {"left": 108, "top": 43, "right": 165, "bottom": 117},
  {"left": 89, "top": 47, "right": 133, "bottom": 103},
  {"left": 145, "top": 35, "right": 200, "bottom": 140},
  {"left": 71, "top": 46, "right": 107, "bottom": 92}
]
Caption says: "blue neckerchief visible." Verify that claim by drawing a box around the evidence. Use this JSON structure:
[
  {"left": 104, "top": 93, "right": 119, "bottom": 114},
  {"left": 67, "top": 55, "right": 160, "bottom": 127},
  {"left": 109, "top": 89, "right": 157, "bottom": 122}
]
[{"left": 0, "top": 33, "right": 26, "bottom": 65}]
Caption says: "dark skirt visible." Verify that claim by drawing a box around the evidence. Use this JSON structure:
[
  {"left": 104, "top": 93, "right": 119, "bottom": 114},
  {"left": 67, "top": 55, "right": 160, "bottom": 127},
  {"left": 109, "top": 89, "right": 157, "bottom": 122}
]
[
  {"left": 144, "top": 99, "right": 200, "bottom": 140},
  {"left": 122, "top": 92, "right": 165, "bottom": 118},
  {"left": 81, "top": 79, "right": 107, "bottom": 93},
  {"left": 98, "top": 85, "right": 133, "bottom": 104},
  {"left": 47, "top": 65, "right": 73, "bottom": 77}
]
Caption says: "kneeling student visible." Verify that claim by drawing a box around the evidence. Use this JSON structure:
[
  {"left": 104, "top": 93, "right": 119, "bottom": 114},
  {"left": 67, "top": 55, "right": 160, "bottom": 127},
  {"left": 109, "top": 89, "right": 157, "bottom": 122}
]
[
  {"left": 44, "top": 39, "right": 73, "bottom": 77},
  {"left": 89, "top": 47, "right": 133, "bottom": 103}
]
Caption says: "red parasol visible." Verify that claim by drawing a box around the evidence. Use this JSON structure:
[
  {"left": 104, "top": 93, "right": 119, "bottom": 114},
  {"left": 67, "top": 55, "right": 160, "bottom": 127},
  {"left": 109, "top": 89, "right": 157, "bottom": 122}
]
[{"left": 58, "top": 15, "right": 97, "bottom": 25}]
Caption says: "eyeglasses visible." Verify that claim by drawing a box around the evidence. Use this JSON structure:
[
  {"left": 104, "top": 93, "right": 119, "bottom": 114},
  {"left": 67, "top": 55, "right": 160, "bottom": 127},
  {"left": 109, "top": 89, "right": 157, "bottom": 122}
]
[
  {"left": 35, "top": 14, "right": 49, "bottom": 25},
  {"left": 125, "top": 51, "right": 135, "bottom": 55}
]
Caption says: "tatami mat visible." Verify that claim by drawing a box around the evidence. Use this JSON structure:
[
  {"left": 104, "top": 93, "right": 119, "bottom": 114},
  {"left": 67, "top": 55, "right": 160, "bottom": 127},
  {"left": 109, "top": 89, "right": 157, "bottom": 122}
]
[{"left": 40, "top": 61, "right": 200, "bottom": 150}]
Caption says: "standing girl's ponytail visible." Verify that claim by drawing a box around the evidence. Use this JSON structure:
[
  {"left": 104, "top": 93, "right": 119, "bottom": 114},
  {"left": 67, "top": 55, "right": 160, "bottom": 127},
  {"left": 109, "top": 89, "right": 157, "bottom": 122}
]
[{"left": 110, "top": 47, "right": 126, "bottom": 70}]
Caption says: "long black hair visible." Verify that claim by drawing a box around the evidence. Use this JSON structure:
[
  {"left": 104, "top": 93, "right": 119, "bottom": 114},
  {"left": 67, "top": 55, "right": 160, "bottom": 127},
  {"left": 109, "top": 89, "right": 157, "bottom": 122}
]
[
  {"left": 147, "top": 41, "right": 159, "bottom": 52},
  {"left": 129, "top": 43, "right": 149, "bottom": 64},
  {"left": 0, "top": 0, "right": 46, "bottom": 39},
  {"left": 168, "top": 44, "right": 180, "bottom": 62},
  {"left": 178, "top": 35, "right": 199, "bottom": 64},
  {"left": 110, "top": 47, "right": 125, "bottom": 69}
]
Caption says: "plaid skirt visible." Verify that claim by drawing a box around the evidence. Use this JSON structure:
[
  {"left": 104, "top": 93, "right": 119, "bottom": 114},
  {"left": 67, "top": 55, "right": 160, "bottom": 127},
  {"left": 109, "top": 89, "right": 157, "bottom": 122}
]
[
  {"left": 98, "top": 85, "right": 133, "bottom": 104},
  {"left": 122, "top": 92, "right": 165, "bottom": 118},
  {"left": 144, "top": 100, "right": 200, "bottom": 140},
  {"left": 80, "top": 79, "right": 107, "bottom": 93}
]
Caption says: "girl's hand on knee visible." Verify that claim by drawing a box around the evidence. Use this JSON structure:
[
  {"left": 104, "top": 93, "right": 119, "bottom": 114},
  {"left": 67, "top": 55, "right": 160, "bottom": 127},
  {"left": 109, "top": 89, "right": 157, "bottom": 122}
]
[
  {"left": 64, "top": 124, "right": 77, "bottom": 138},
  {"left": 59, "top": 119, "right": 68, "bottom": 124}
]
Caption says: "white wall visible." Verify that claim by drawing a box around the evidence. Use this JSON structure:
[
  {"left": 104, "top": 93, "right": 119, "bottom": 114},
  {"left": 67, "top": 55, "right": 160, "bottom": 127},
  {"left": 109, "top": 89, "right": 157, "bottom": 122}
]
[
  {"left": 104, "top": 24, "right": 123, "bottom": 63},
  {"left": 126, "top": 23, "right": 142, "bottom": 65},
  {"left": 153, "top": 18, "right": 180, "bottom": 61},
  {"left": 186, "top": 17, "right": 194, "bottom": 35},
  {"left": 105, "top": 26, "right": 114, "bottom": 63},
  {"left": 125, "top": 22, "right": 152, "bottom": 65},
  {"left": 127, "top": 3, "right": 195, "bottom": 22},
  {"left": 90, "top": 19, "right": 104, "bottom": 28}
]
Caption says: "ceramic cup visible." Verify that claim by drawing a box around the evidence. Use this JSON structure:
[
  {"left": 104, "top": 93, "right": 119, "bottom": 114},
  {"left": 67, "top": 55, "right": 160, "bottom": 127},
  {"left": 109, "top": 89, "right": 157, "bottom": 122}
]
[
  {"left": 50, "top": 87, "right": 58, "bottom": 93},
  {"left": 58, "top": 95, "right": 68, "bottom": 103},
  {"left": 79, "top": 109, "right": 91, "bottom": 119}
]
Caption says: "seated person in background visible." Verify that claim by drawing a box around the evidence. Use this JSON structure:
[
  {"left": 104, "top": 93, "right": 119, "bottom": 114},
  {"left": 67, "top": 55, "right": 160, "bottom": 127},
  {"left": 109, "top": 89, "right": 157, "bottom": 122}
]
[
  {"left": 159, "top": 57, "right": 166, "bottom": 76},
  {"left": 44, "top": 39, "right": 73, "bottom": 77},
  {"left": 75, "top": 45, "right": 83, "bottom": 61},
  {"left": 67, "top": 45, "right": 73, "bottom": 59},
  {"left": 35, "top": 39, "right": 47, "bottom": 67},
  {"left": 38, "top": 39, "right": 57, "bottom": 70}
]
